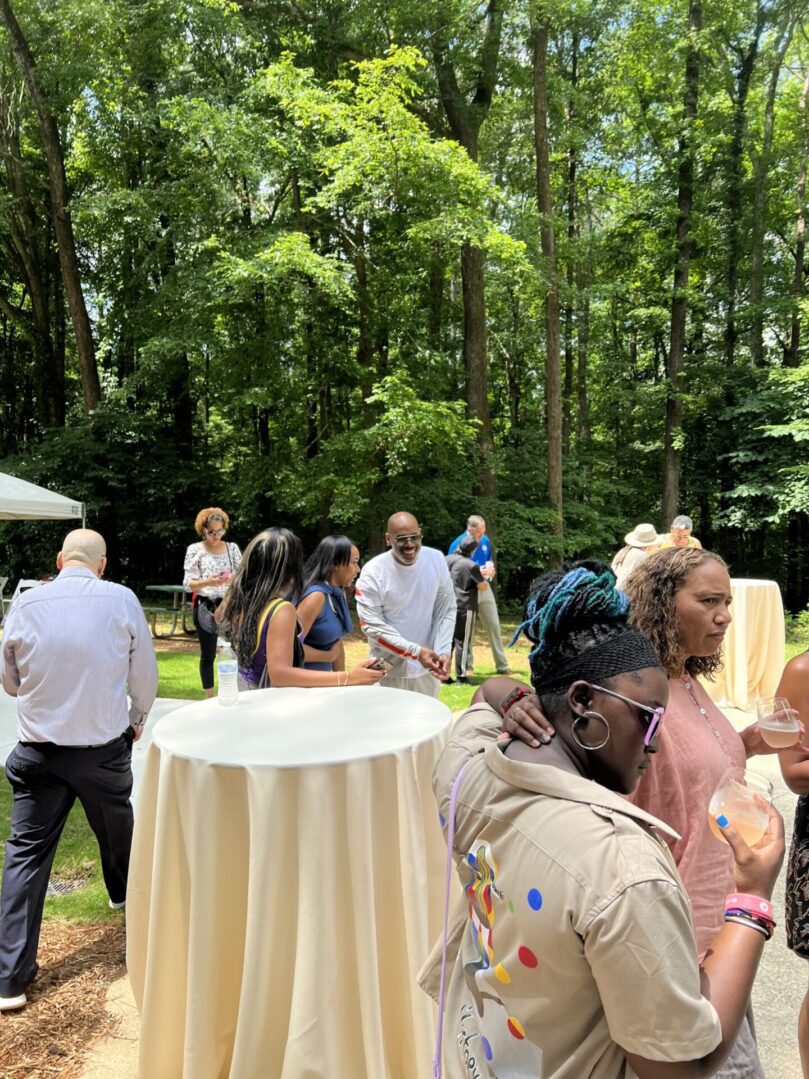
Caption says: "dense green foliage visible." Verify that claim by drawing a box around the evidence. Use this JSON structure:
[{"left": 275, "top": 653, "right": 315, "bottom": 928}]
[{"left": 1, "top": 0, "right": 808, "bottom": 604}]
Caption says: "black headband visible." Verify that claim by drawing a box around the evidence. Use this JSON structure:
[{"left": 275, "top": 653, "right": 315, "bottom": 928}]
[{"left": 532, "top": 627, "right": 662, "bottom": 696}]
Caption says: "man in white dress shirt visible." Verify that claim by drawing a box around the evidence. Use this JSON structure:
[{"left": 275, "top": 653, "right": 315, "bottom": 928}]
[
  {"left": 356, "top": 511, "right": 456, "bottom": 697},
  {"left": 0, "top": 529, "right": 157, "bottom": 1010}
]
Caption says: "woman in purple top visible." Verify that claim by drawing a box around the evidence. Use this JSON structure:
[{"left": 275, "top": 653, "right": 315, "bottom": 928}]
[{"left": 220, "top": 528, "right": 384, "bottom": 690}]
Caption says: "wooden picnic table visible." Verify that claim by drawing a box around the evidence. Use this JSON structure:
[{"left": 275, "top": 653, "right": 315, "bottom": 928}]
[{"left": 144, "top": 585, "right": 195, "bottom": 638}]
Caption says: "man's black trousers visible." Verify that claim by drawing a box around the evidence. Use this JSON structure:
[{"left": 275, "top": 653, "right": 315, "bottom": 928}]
[{"left": 0, "top": 734, "right": 134, "bottom": 996}]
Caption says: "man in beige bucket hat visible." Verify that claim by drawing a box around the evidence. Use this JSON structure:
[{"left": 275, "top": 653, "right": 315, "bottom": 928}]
[{"left": 611, "top": 523, "right": 661, "bottom": 587}]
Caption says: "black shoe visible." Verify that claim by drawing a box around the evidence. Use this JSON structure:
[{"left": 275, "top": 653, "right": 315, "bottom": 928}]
[
  {"left": 445, "top": 677, "right": 455, "bottom": 685},
  {"left": 457, "top": 676, "right": 470, "bottom": 685}
]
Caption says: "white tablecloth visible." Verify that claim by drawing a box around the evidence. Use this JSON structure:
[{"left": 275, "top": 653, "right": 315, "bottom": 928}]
[
  {"left": 127, "top": 686, "right": 451, "bottom": 1078},
  {"left": 702, "top": 578, "right": 785, "bottom": 711}
]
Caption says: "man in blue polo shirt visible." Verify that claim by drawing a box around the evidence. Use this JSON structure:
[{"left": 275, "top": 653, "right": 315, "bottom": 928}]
[{"left": 447, "top": 515, "right": 511, "bottom": 675}]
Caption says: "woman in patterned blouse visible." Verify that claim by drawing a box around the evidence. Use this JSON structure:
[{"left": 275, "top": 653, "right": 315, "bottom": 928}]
[{"left": 183, "top": 507, "right": 242, "bottom": 697}]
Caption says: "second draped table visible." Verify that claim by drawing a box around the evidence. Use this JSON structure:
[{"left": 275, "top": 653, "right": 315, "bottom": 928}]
[
  {"left": 701, "top": 578, "right": 785, "bottom": 711},
  {"left": 127, "top": 685, "right": 452, "bottom": 1079}
]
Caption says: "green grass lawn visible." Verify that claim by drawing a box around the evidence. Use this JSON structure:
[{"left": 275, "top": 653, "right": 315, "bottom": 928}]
[
  {"left": 4, "top": 615, "right": 805, "bottom": 925},
  {"left": 155, "top": 650, "right": 208, "bottom": 701},
  {"left": 0, "top": 780, "right": 124, "bottom": 922}
]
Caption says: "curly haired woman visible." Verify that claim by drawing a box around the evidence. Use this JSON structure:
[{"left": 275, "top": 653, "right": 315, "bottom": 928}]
[{"left": 183, "top": 507, "right": 241, "bottom": 697}]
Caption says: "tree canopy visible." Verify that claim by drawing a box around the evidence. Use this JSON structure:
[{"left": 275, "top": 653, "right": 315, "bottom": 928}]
[{"left": 1, "top": 0, "right": 808, "bottom": 606}]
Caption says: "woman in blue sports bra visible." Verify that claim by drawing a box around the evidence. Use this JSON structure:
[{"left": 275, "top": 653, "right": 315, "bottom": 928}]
[
  {"left": 220, "top": 528, "right": 384, "bottom": 690},
  {"left": 297, "top": 536, "right": 360, "bottom": 672}
]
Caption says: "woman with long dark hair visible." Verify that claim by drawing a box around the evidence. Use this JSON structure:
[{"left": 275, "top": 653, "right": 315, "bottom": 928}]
[
  {"left": 220, "top": 527, "right": 383, "bottom": 689},
  {"left": 297, "top": 536, "right": 360, "bottom": 672},
  {"left": 425, "top": 562, "right": 783, "bottom": 1078}
]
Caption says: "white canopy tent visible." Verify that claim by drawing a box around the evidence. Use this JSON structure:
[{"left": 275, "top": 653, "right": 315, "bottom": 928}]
[{"left": 0, "top": 471, "right": 85, "bottom": 524}]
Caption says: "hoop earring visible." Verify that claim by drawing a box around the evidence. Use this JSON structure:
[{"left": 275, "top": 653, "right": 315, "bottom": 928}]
[{"left": 571, "top": 711, "right": 610, "bottom": 751}]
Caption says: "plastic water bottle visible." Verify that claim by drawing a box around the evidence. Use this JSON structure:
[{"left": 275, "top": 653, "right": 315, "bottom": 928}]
[{"left": 217, "top": 640, "right": 239, "bottom": 707}]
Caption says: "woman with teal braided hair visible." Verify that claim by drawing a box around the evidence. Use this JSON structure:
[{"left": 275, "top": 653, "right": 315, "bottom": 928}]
[
  {"left": 498, "top": 550, "right": 803, "bottom": 1077},
  {"left": 422, "top": 561, "right": 784, "bottom": 1079}
]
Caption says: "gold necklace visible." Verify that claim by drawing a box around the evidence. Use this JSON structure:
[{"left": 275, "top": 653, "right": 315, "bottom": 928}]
[{"left": 679, "top": 674, "right": 739, "bottom": 764}]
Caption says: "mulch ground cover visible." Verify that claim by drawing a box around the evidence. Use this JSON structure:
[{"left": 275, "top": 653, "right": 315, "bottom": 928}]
[{"left": 0, "top": 919, "right": 126, "bottom": 1078}]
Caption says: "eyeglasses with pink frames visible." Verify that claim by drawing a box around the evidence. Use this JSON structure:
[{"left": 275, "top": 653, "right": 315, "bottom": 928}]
[{"left": 588, "top": 683, "right": 665, "bottom": 747}]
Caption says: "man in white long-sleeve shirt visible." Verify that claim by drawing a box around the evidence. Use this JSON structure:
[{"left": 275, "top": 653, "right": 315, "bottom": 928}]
[
  {"left": 355, "top": 512, "right": 456, "bottom": 697},
  {"left": 0, "top": 529, "right": 158, "bottom": 1011}
]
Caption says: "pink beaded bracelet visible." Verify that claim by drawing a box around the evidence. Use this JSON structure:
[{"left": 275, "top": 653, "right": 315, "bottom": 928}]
[{"left": 725, "top": 892, "right": 774, "bottom": 923}]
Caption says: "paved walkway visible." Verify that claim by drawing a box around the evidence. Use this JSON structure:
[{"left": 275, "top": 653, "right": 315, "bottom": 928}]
[{"left": 721, "top": 707, "right": 805, "bottom": 1079}]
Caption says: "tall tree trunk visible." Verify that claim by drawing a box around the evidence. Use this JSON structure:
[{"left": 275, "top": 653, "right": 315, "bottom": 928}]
[
  {"left": 0, "top": 0, "right": 100, "bottom": 411},
  {"left": 576, "top": 202, "right": 594, "bottom": 466},
  {"left": 159, "top": 226, "right": 192, "bottom": 453},
  {"left": 724, "top": 20, "right": 761, "bottom": 370},
  {"left": 562, "top": 32, "right": 578, "bottom": 457},
  {"left": 0, "top": 89, "right": 63, "bottom": 425},
  {"left": 460, "top": 241, "right": 496, "bottom": 499},
  {"left": 663, "top": 0, "right": 701, "bottom": 527},
  {"left": 501, "top": 287, "right": 523, "bottom": 436},
  {"left": 786, "top": 67, "right": 809, "bottom": 368},
  {"left": 426, "top": 248, "right": 444, "bottom": 354},
  {"left": 51, "top": 233, "right": 65, "bottom": 399},
  {"left": 749, "top": 16, "right": 797, "bottom": 365},
  {"left": 532, "top": 11, "right": 563, "bottom": 565},
  {"left": 430, "top": 0, "right": 503, "bottom": 504},
  {"left": 576, "top": 291, "right": 590, "bottom": 447}
]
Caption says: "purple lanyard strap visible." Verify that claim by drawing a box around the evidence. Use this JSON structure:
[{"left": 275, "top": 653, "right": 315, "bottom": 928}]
[{"left": 433, "top": 756, "right": 475, "bottom": 1079}]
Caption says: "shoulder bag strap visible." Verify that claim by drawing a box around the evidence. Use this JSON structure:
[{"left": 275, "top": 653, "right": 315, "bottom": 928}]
[{"left": 432, "top": 756, "right": 475, "bottom": 1079}]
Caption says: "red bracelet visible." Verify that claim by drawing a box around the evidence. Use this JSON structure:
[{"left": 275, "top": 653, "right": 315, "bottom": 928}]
[
  {"left": 725, "top": 893, "right": 773, "bottom": 922},
  {"left": 500, "top": 685, "right": 534, "bottom": 714}
]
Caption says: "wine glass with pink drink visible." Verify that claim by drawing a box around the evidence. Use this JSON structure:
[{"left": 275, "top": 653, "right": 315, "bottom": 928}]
[{"left": 708, "top": 768, "right": 773, "bottom": 848}]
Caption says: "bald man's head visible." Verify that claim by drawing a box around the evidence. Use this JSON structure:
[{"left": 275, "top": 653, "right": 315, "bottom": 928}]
[
  {"left": 385, "top": 512, "right": 422, "bottom": 566},
  {"left": 58, "top": 529, "right": 107, "bottom": 576},
  {"left": 387, "top": 512, "right": 418, "bottom": 535}
]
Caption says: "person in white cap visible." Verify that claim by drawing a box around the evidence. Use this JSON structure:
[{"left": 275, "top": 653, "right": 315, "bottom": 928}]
[{"left": 611, "top": 523, "right": 661, "bottom": 587}]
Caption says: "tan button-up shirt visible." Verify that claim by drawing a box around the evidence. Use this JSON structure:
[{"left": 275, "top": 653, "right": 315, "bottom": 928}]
[{"left": 421, "top": 704, "right": 721, "bottom": 1078}]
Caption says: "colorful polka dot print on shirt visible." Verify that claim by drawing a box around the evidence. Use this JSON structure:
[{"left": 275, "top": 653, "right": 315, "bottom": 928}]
[{"left": 456, "top": 840, "right": 544, "bottom": 1076}]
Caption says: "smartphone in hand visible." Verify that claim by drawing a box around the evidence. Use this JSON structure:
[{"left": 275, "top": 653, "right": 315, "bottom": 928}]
[{"left": 369, "top": 655, "right": 395, "bottom": 673}]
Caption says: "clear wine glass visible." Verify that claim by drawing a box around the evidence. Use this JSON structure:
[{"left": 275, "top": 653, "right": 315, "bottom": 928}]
[
  {"left": 756, "top": 696, "right": 800, "bottom": 749},
  {"left": 708, "top": 768, "right": 773, "bottom": 848}
]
